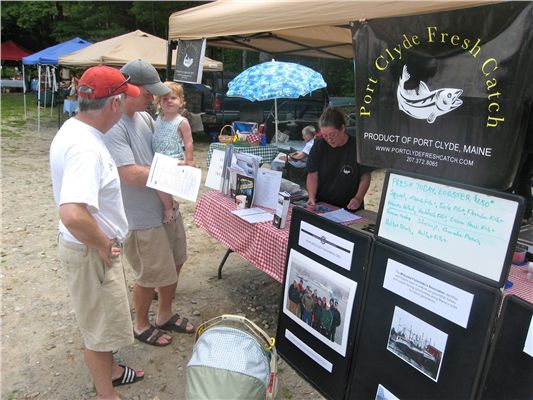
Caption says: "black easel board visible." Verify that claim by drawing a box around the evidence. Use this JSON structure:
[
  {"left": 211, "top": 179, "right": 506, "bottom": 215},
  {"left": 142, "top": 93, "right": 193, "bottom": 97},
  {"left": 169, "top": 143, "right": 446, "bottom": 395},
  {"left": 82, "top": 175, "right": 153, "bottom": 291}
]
[
  {"left": 479, "top": 295, "right": 533, "bottom": 400},
  {"left": 375, "top": 170, "right": 524, "bottom": 288},
  {"left": 276, "top": 207, "right": 373, "bottom": 400},
  {"left": 347, "top": 242, "right": 501, "bottom": 400}
]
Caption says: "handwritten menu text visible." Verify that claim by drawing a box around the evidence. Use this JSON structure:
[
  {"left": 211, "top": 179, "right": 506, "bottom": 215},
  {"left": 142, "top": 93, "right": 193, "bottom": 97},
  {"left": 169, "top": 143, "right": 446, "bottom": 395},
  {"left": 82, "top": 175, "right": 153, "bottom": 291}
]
[{"left": 378, "top": 173, "right": 519, "bottom": 282}]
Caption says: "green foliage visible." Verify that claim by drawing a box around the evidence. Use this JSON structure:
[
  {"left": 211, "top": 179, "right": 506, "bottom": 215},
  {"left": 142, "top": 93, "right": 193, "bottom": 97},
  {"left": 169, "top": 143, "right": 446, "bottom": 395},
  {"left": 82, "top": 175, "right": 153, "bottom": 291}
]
[
  {"left": 1, "top": 1, "right": 59, "bottom": 49},
  {"left": 1, "top": 1, "right": 58, "bottom": 29},
  {"left": 131, "top": 1, "right": 200, "bottom": 39},
  {"left": 1, "top": 1, "right": 210, "bottom": 51},
  {"left": 53, "top": 2, "right": 134, "bottom": 42},
  {"left": 1, "top": 1, "right": 355, "bottom": 96}
]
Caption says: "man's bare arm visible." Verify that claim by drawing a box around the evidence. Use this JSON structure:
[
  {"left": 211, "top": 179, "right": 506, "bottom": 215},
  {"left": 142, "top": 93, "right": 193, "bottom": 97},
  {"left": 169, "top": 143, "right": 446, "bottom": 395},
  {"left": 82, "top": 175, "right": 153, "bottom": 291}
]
[
  {"left": 117, "top": 164, "right": 150, "bottom": 187},
  {"left": 59, "top": 203, "right": 119, "bottom": 266}
]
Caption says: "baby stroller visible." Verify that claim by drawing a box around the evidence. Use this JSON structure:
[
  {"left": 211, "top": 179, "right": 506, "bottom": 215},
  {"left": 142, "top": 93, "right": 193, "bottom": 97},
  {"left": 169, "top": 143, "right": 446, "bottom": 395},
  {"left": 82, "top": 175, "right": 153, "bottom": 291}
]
[{"left": 186, "top": 314, "right": 278, "bottom": 399}]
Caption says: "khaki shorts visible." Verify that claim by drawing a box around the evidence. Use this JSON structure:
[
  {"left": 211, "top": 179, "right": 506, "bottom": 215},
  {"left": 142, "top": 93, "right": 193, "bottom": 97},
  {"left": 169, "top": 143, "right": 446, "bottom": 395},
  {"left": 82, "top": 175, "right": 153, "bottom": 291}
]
[
  {"left": 124, "top": 213, "right": 187, "bottom": 288},
  {"left": 164, "top": 211, "right": 187, "bottom": 266},
  {"left": 58, "top": 236, "right": 134, "bottom": 352}
]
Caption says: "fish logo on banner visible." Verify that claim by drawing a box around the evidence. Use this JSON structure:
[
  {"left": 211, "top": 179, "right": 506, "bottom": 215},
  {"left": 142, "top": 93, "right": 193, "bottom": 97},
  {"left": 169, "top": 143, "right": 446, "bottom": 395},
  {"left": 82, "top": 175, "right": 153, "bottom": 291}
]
[
  {"left": 352, "top": 2, "right": 533, "bottom": 190},
  {"left": 397, "top": 66, "right": 463, "bottom": 123}
]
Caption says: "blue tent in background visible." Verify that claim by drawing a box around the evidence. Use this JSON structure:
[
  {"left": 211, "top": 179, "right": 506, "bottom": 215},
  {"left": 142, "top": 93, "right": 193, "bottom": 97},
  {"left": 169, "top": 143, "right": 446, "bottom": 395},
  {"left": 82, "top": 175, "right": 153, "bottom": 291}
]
[
  {"left": 21, "top": 37, "right": 91, "bottom": 129},
  {"left": 22, "top": 37, "right": 92, "bottom": 65}
]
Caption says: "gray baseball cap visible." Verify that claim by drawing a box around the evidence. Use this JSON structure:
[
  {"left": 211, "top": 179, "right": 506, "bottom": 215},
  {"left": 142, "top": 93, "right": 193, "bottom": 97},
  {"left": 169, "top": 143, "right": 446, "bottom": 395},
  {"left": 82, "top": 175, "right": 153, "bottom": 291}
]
[{"left": 120, "top": 59, "right": 170, "bottom": 96}]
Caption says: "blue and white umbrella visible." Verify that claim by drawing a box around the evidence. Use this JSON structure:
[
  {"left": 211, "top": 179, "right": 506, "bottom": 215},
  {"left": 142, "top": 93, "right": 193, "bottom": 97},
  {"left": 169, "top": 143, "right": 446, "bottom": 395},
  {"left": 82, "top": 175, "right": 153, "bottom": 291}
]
[{"left": 227, "top": 60, "right": 327, "bottom": 143}]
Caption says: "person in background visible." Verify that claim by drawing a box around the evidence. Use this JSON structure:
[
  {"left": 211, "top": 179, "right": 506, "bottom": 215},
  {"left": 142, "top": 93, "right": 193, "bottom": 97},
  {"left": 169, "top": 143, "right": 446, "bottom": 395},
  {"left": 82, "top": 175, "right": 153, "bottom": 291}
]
[
  {"left": 296, "top": 278, "right": 305, "bottom": 318},
  {"left": 306, "top": 106, "right": 371, "bottom": 211},
  {"left": 288, "top": 280, "right": 300, "bottom": 315},
  {"left": 312, "top": 297, "right": 322, "bottom": 331},
  {"left": 320, "top": 298, "right": 332, "bottom": 337},
  {"left": 330, "top": 299, "right": 341, "bottom": 342},
  {"left": 64, "top": 75, "right": 80, "bottom": 118},
  {"left": 68, "top": 75, "right": 79, "bottom": 97},
  {"left": 50, "top": 65, "right": 144, "bottom": 399},
  {"left": 301, "top": 287, "right": 314, "bottom": 326},
  {"left": 152, "top": 81, "right": 195, "bottom": 224},
  {"left": 104, "top": 59, "right": 194, "bottom": 348},
  {"left": 271, "top": 125, "right": 316, "bottom": 171}
]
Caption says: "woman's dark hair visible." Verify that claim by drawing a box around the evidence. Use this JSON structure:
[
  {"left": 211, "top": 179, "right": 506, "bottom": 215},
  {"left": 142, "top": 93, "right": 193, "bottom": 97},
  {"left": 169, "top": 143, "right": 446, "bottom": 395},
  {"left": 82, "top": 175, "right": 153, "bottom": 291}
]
[{"left": 319, "top": 106, "right": 346, "bottom": 130}]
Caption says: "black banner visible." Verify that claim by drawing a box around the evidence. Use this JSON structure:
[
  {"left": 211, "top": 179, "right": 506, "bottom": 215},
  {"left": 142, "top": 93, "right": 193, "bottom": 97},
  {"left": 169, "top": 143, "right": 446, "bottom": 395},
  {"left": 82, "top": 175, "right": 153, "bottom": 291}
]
[
  {"left": 174, "top": 39, "right": 206, "bottom": 84},
  {"left": 353, "top": 2, "right": 533, "bottom": 190}
]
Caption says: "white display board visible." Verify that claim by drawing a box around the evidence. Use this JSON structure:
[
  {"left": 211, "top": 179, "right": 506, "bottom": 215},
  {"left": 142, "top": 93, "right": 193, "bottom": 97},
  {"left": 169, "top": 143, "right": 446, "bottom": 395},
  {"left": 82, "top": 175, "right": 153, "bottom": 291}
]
[{"left": 377, "top": 172, "right": 521, "bottom": 284}]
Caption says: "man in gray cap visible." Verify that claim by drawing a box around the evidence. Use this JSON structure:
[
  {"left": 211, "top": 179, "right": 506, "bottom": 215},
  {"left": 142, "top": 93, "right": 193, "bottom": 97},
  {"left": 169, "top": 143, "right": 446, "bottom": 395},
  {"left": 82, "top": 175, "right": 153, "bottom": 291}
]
[{"left": 104, "top": 59, "right": 194, "bottom": 347}]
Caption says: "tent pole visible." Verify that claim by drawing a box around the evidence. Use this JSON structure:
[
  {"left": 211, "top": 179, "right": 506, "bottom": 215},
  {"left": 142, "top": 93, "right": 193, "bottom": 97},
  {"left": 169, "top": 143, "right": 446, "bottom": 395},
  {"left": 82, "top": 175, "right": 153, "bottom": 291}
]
[
  {"left": 22, "top": 65, "right": 27, "bottom": 120},
  {"left": 57, "top": 66, "right": 61, "bottom": 128},
  {"left": 37, "top": 65, "right": 41, "bottom": 133},
  {"left": 46, "top": 66, "right": 51, "bottom": 112},
  {"left": 275, "top": 97, "right": 278, "bottom": 145},
  {"left": 51, "top": 66, "right": 56, "bottom": 117}
]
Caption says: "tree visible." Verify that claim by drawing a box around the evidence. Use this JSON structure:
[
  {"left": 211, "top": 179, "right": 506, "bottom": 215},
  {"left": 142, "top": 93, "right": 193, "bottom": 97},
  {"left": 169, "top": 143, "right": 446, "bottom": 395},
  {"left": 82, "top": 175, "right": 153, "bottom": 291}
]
[
  {"left": 1, "top": 1, "right": 354, "bottom": 95},
  {"left": 0, "top": 1, "right": 208, "bottom": 51},
  {"left": 1, "top": 2, "right": 60, "bottom": 51}
]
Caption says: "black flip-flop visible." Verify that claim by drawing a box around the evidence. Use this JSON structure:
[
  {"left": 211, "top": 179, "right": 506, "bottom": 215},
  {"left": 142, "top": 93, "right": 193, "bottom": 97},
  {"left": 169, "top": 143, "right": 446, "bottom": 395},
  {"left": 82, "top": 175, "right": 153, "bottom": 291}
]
[
  {"left": 133, "top": 324, "right": 172, "bottom": 346},
  {"left": 156, "top": 313, "right": 195, "bottom": 334},
  {"left": 112, "top": 364, "right": 144, "bottom": 387}
]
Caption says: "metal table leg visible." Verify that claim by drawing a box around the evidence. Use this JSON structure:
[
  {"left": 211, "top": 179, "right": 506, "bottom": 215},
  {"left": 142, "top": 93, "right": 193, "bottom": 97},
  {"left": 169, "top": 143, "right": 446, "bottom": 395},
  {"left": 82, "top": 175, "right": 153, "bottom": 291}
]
[{"left": 218, "top": 248, "right": 234, "bottom": 279}]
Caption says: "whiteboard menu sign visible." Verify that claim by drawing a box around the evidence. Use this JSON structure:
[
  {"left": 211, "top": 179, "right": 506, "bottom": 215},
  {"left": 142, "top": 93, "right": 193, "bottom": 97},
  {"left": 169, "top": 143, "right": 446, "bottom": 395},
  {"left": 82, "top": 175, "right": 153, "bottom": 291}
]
[{"left": 376, "top": 171, "right": 523, "bottom": 285}]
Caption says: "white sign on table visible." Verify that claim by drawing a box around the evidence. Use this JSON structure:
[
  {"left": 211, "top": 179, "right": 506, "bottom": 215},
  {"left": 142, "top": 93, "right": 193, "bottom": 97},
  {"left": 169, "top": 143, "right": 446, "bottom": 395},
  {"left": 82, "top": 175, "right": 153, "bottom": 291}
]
[
  {"left": 321, "top": 208, "right": 362, "bottom": 224},
  {"left": 205, "top": 149, "right": 226, "bottom": 190},
  {"left": 147, "top": 152, "right": 202, "bottom": 202},
  {"left": 254, "top": 168, "right": 282, "bottom": 209},
  {"left": 231, "top": 208, "right": 273, "bottom": 223}
]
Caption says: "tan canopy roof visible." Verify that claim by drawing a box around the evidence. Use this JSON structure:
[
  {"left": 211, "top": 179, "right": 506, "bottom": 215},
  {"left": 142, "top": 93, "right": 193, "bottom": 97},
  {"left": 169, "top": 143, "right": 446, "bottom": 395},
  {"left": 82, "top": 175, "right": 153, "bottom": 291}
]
[
  {"left": 59, "top": 30, "right": 223, "bottom": 71},
  {"left": 169, "top": 0, "right": 498, "bottom": 59}
]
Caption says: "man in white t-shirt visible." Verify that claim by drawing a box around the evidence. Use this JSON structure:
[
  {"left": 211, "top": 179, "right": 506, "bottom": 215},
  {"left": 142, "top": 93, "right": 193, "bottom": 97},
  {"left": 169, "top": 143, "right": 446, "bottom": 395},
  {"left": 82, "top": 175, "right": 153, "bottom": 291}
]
[{"left": 50, "top": 66, "right": 144, "bottom": 399}]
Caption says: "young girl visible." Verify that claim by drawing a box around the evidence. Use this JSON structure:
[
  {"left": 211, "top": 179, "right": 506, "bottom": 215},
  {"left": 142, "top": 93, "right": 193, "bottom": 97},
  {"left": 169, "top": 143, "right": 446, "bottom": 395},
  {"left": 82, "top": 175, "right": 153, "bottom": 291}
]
[{"left": 153, "top": 81, "right": 195, "bottom": 223}]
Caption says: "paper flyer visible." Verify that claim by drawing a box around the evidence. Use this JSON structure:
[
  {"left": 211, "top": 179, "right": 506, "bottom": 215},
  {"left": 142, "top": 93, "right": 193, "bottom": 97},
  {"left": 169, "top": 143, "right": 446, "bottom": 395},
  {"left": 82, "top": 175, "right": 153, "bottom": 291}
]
[{"left": 147, "top": 152, "right": 202, "bottom": 202}]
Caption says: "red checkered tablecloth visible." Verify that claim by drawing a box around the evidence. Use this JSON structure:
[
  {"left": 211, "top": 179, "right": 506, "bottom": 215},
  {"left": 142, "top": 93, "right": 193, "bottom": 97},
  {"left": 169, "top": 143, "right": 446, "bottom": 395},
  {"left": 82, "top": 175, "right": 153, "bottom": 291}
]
[
  {"left": 194, "top": 190, "right": 291, "bottom": 283},
  {"left": 194, "top": 191, "right": 372, "bottom": 283},
  {"left": 504, "top": 264, "right": 533, "bottom": 304}
]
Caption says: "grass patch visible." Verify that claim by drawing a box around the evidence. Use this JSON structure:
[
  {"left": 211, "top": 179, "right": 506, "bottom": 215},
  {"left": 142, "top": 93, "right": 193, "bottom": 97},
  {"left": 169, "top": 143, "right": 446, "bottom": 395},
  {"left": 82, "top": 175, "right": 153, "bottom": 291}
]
[
  {"left": 2, "top": 92, "right": 25, "bottom": 117},
  {"left": 7, "top": 390, "right": 19, "bottom": 400},
  {"left": 1, "top": 92, "right": 58, "bottom": 132},
  {"left": 281, "top": 386, "right": 294, "bottom": 399},
  {"left": 1, "top": 129, "right": 22, "bottom": 138}
]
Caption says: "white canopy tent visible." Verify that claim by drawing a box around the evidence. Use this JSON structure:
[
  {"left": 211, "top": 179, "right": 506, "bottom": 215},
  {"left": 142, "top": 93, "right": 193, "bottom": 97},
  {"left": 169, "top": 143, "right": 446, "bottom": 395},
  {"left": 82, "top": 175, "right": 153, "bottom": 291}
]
[
  {"left": 59, "top": 30, "right": 222, "bottom": 71},
  {"left": 168, "top": 0, "right": 498, "bottom": 60}
]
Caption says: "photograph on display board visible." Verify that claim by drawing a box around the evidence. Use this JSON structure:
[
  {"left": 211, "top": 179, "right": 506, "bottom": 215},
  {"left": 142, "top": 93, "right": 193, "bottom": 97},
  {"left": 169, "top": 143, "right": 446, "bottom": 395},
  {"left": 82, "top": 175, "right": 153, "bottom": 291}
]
[
  {"left": 283, "top": 249, "right": 357, "bottom": 356},
  {"left": 375, "top": 384, "right": 400, "bottom": 400},
  {"left": 387, "top": 306, "right": 448, "bottom": 382}
]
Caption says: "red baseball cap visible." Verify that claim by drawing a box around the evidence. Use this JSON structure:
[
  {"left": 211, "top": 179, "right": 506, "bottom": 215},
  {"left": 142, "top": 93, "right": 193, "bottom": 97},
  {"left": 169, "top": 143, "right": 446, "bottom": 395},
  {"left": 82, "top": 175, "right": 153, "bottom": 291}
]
[{"left": 77, "top": 65, "right": 140, "bottom": 99}]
